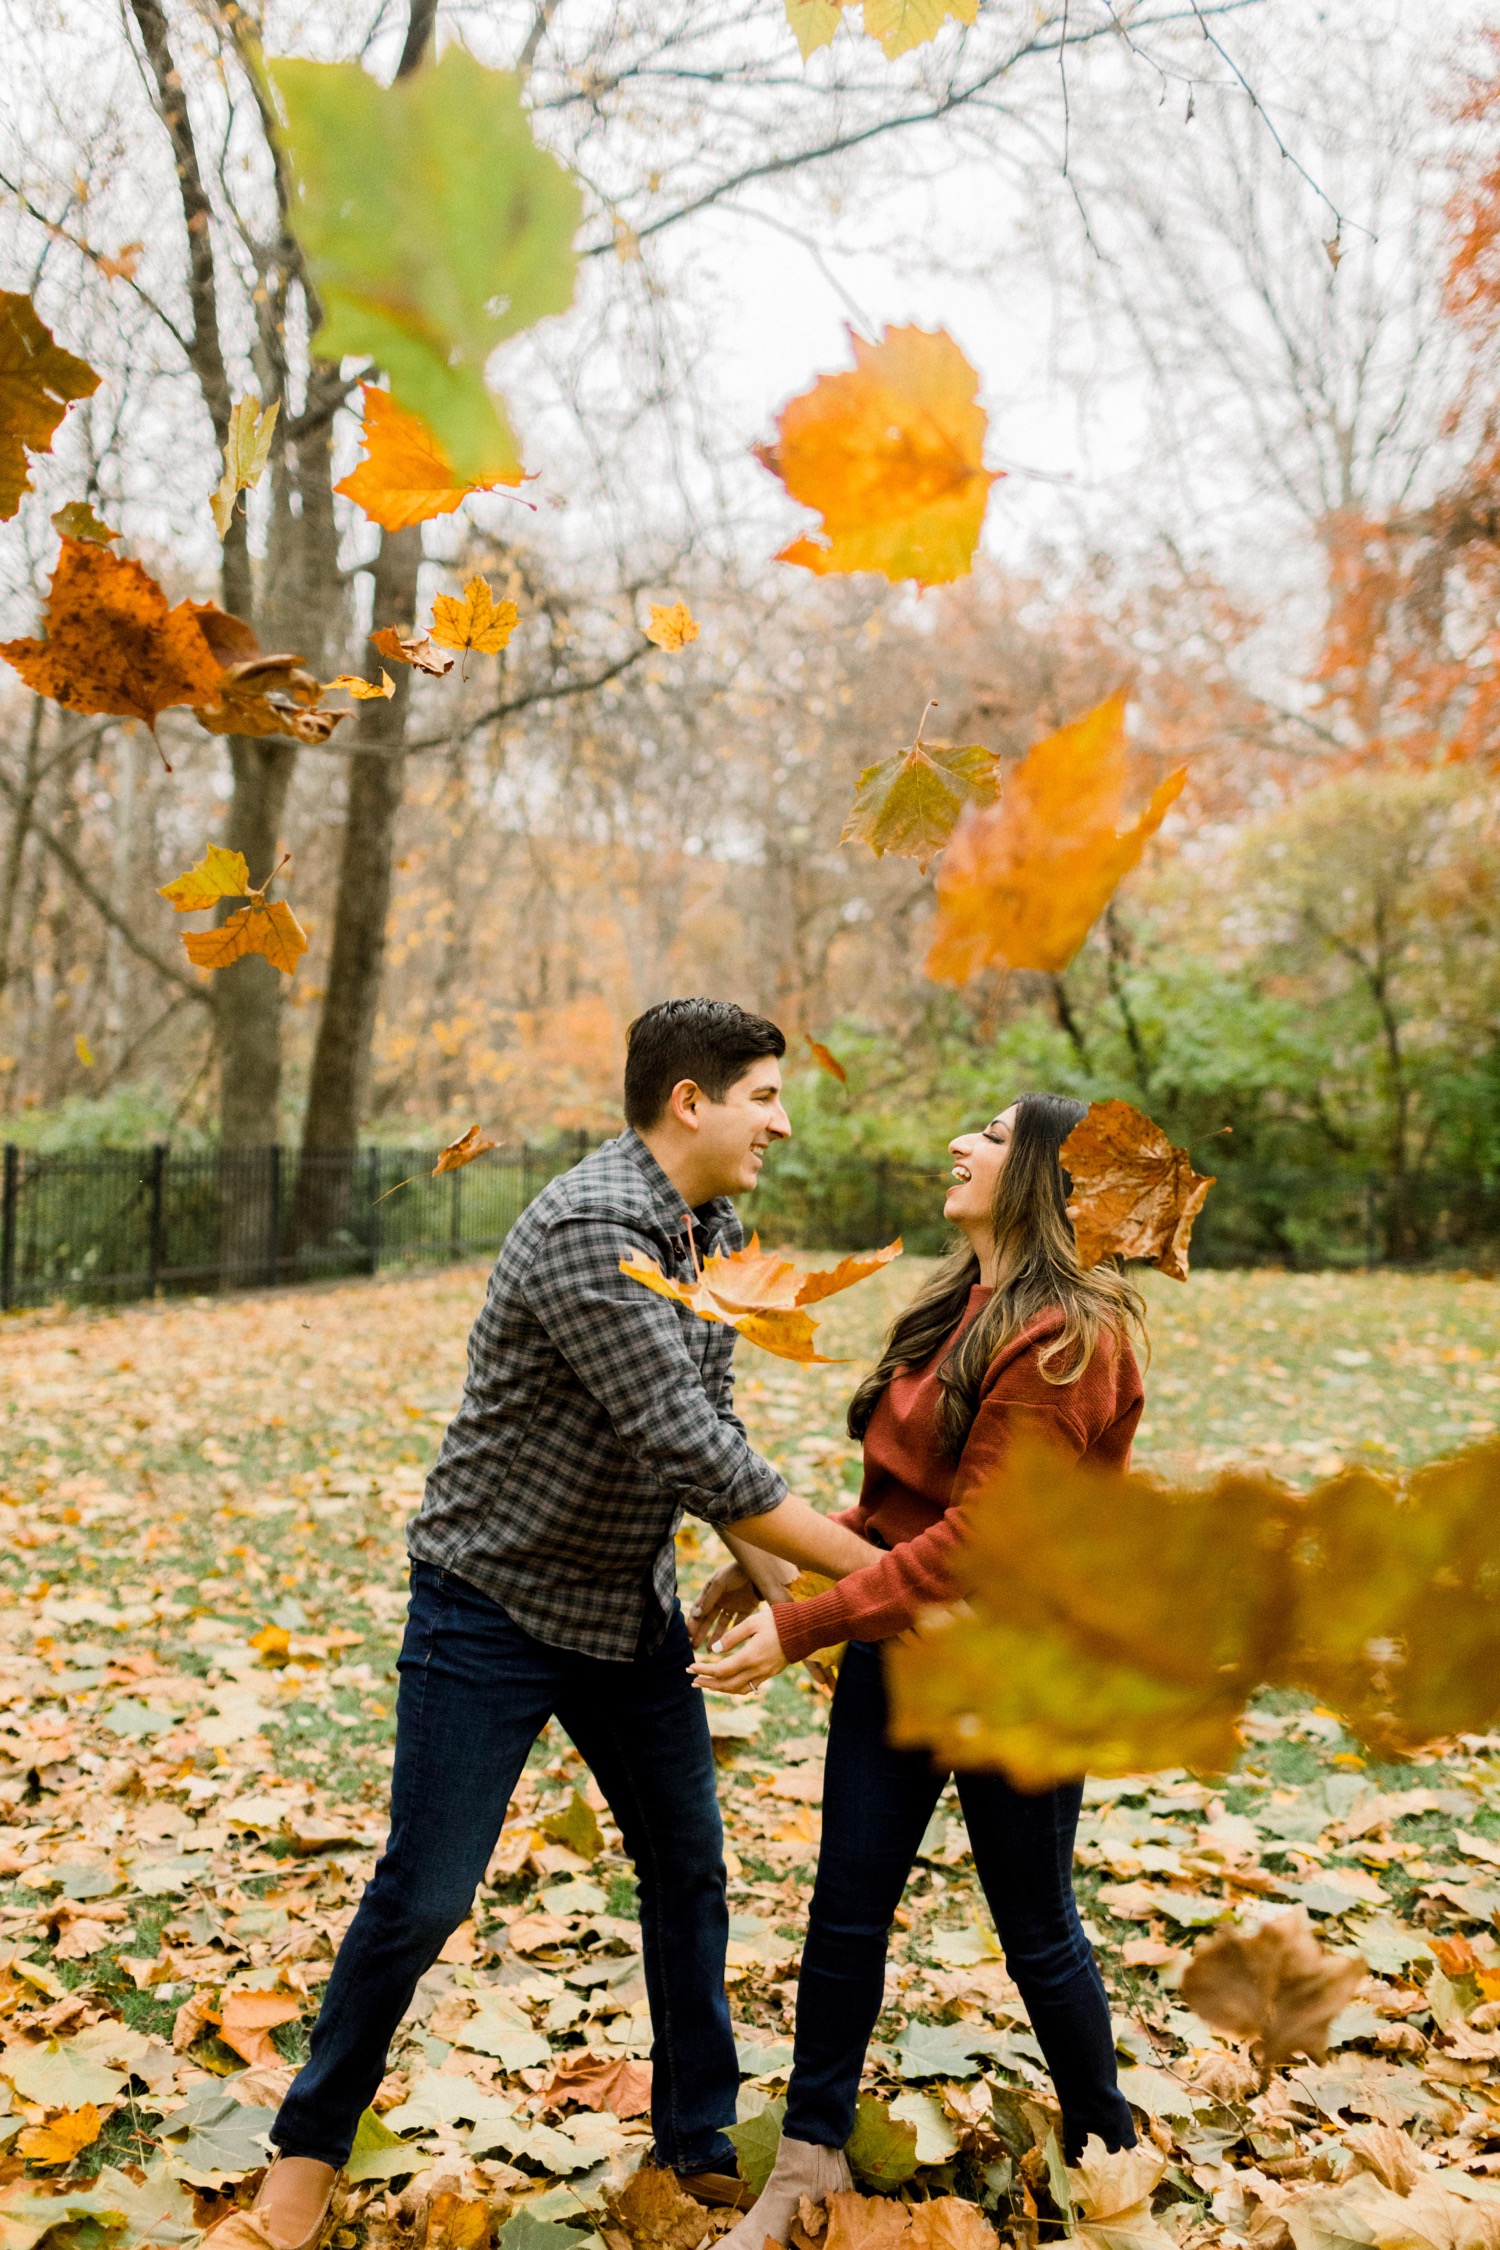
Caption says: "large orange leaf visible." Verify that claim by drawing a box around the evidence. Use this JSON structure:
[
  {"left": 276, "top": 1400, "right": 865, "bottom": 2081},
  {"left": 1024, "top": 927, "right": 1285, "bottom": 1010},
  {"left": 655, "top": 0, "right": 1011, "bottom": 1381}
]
[
  {"left": 756, "top": 326, "right": 998, "bottom": 587},
  {"left": 1061, "top": 1100, "right": 1215, "bottom": 1281},
  {"left": 218, "top": 1984, "right": 302, "bottom": 2067},
  {"left": 619, "top": 1233, "right": 901, "bottom": 1363},
  {"left": 0, "top": 292, "right": 100, "bottom": 521},
  {"left": 335, "top": 385, "right": 523, "bottom": 533},
  {"left": 926, "top": 692, "right": 1187, "bottom": 981},
  {"left": 0, "top": 538, "right": 222, "bottom": 732},
  {"left": 161, "top": 847, "right": 308, "bottom": 978}
]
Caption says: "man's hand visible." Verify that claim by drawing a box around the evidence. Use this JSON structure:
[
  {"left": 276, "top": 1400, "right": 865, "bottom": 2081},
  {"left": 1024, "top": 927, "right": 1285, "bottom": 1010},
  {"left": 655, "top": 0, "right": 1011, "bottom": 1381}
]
[
  {"left": 688, "top": 1559, "right": 760, "bottom": 1649},
  {"left": 690, "top": 1604, "right": 788, "bottom": 1695}
]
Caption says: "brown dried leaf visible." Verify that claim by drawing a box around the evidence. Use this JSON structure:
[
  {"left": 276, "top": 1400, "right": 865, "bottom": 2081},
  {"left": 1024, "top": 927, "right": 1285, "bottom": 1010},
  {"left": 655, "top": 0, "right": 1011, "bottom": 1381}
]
[
  {"left": 1061, "top": 1099, "right": 1215, "bottom": 1282},
  {"left": 600, "top": 2165, "right": 710, "bottom": 2250},
  {"left": 0, "top": 538, "right": 222, "bottom": 731},
  {"left": 370, "top": 625, "right": 454, "bottom": 676},
  {"left": 0, "top": 292, "right": 100, "bottom": 521},
  {"left": 433, "top": 1125, "right": 498, "bottom": 1176},
  {"left": 541, "top": 2049, "right": 652, "bottom": 2117},
  {"left": 1181, "top": 1910, "right": 1364, "bottom": 2067}
]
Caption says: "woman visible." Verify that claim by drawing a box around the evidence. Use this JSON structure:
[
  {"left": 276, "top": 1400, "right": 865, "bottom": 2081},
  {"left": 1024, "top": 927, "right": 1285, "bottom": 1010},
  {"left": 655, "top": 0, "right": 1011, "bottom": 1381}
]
[{"left": 691, "top": 1094, "right": 1145, "bottom": 2244}]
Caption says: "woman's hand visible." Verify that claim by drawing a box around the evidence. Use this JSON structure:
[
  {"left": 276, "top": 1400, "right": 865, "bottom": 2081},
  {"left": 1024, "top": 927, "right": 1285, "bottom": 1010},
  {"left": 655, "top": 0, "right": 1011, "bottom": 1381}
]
[
  {"left": 687, "top": 1560, "right": 760, "bottom": 1650},
  {"left": 689, "top": 1603, "right": 788, "bottom": 1695}
]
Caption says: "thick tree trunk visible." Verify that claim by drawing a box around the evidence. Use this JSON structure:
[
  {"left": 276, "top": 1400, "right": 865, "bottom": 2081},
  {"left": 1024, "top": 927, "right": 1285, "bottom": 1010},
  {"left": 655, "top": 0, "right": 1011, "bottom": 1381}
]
[{"left": 292, "top": 526, "right": 422, "bottom": 1248}]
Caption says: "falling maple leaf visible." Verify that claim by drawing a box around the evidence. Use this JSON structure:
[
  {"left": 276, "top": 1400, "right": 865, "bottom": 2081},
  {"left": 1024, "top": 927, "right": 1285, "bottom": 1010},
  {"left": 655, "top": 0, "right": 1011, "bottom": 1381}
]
[
  {"left": 96, "top": 241, "right": 143, "bottom": 282},
  {"left": 49, "top": 500, "right": 116, "bottom": 544},
  {"left": 159, "top": 846, "right": 308, "bottom": 978},
  {"left": 0, "top": 292, "right": 101, "bottom": 522},
  {"left": 842, "top": 698, "right": 1000, "bottom": 870},
  {"left": 806, "top": 1034, "right": 848, "bottom": 1083},
  {"left": 428, "top": 577, "right": 519, "bottom": 670},
  {"left": 862, "top": 0, "right": 978, "bottom": 58},
  {"left": 620, "top": 1234, "right": 901, "bottom": 1364},
  {"left": 756, "top": 325, "right": 998, "bottom": 587},
  {"left": 1061, "top": 1099, "right": 1216, "bottom": 1282},
  {"left": 188, "top": 606, "right": 346, "bottom": 745},
  {"left": 74, "top": 1035, "right": 94, "bottom": 1068},
  {"left": 0, "top": 538, "right": 222, "bottom": 760},
  {"left": 211, "top": 395, "right": 279, "bottom": 539},
  {"left": 644, "top": 600, "right": 699, "bottom": 652},
  {"left": 327, "top": 670, "right": 396, "bottom": 701},
  {"left": 16, "top": 2102, "right": 102, "bottom": 2164},
  {"left": 783, "top": 0, "right": 849, "bottom": 59},
  {"left": 218, "top": 1984, "right": 302, "bottom": 2068},
  {"left": 371, "top": 625, "right": 455, "bottom": 677},
  {"left": 434, "top": 1124, "right": 499, "bottom": 1175},
  {"left": 271, "top": 47, "right": 579, "bottom": 480},
  {"left": 335, "top": 384, "right": 525, "bottom": 532},
  {"left": 926, "top": 692, "right": 1188, "bottom": 981},
  {"left": 1180, "top": 1910, "right": 1364, "bottom": 2069}
]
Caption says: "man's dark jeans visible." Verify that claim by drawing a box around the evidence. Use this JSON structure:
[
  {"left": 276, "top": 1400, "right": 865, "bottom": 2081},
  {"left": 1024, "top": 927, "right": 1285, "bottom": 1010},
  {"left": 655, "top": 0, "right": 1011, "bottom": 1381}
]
[
  {"left": 273, "top": 1562, "right": 739, "bottom": 2174},
  {"left": 783, "top": 1641, "right": 1135, "bottom": 2162}
]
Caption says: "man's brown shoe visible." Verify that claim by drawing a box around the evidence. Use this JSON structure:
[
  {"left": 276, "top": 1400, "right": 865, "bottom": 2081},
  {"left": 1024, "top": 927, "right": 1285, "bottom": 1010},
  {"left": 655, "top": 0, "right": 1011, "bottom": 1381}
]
[{"left": 675, "top": 2169, "right": 753, "bottom": 2211}]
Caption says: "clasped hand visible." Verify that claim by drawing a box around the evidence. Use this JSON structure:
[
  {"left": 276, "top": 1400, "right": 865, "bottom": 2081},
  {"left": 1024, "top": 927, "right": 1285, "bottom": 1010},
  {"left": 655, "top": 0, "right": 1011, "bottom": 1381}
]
[{"left": 687, "top": 1559, "right": 789, "bottom": 1694}]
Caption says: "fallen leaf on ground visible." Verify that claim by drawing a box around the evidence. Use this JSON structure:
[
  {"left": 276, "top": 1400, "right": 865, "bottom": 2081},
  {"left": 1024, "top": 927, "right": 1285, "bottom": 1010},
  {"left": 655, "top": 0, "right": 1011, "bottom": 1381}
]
[
  {"left": 328, "top": 670, "right": 396, "bottom": 701},
  {"left": 160, "top": 847, "right": 308, "bottom": 978},
  {"left": 540, "top": 1789, "right": 603, "bottom": 1860},
  {"left": 926, "top": 693, "right": 1187, "bottom": 981},
  {"left": 0, "top": 292, "right": 100, "bottom": 521},
  {"left": 336, "top": 384, "right": 524, "bottom": 531},
  {"left": 211, "top": 395, "right": 279, "bottom": 539},
  {"left": 756, "top": 325, "right": 998, "bottom": 586},
  {"left": 49, "top": 500, "right": 116, "bottom": 543},
  {"left": 15, "top": 2104, "right": 101, "bottom": 2164},
  {"left": 841, "top": 716, "right": 1000, "bottom": 871},
  {"left": 0, "top": 538, "right": 222, "bottom": 736},
  {"left": 429, "top": 577, "right": 520, "bottom": 661},
  {"left": 1066, "top": 2135, "right": 1172, "bottom": 2250},
  {"left": 542, "top": 2049, "right": 651, "bottom": 2117},
  {"left": 424, "top": 2191, "right": 492, "bottom": 2250},
  {"left": 845, "top": 2094, "right": 920, "bottom": 2187},
  {"left": 1061, "top": 1100, "right": 1216, "bottom": 1282},
  {"left": 620, "top": 1234, "right": 901, "bottom": 1363},
  {"left": 271, "top": 47, "right": 578, "bottom": 479},
  {"left": 599, "top": 2163, "right": 709, "bottom": 2250},
  {"left": 806, "top": 1036, "right": 848, "bottom": 1084},
  {"left": 218, "top": 1986, "right": 302, "bottom": 2068},
  {"left": 644, "top": 601, "right": 699, "bottom": 651},
  {"left": 371, "top": 625, "right": 455, "bottom": 676}
]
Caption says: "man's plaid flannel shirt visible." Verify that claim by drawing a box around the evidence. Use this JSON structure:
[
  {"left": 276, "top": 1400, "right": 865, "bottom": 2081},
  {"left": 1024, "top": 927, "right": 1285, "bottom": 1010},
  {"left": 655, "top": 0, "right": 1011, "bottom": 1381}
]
[{"left": 407, "top": 1128, "right": 787, "bottom": 1658}]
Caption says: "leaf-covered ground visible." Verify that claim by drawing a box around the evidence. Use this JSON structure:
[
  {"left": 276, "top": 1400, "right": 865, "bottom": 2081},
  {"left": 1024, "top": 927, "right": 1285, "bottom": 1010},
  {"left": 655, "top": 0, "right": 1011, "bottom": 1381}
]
[{"left": 0, "top": 1262, "right": 1498, "bottom": 2250}]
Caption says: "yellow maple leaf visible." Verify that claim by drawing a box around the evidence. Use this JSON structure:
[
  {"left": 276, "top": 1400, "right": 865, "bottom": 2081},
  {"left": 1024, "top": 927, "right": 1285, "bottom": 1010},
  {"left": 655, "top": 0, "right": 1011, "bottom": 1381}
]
[
  {"left": 162, "top": 847, "right": 308, "bottom": 978},
  {"left": 211, "top": 395, "right": 279, "bottom": 540},
  {"left": 756, "top": 325, "right": 999, "bottom": 587},
  {"left": 429, "top": 576, "right": 520, "bottom": 665},
  {"left": 862, "top": 0, "right": 977, "bottom": 59},
  {"left": 17, "top": 2101, "right": 102, "bottom": 2163},
  {"left": 645, "top": 600, "right": 700, "bottom": 652},
  {"left": 0, "top": 291, "right": 101, "bottom": 523},
  {"left": 158, "top": 843, "right": 251, "bottom": 914},
  {"left": 783, "top": 0, "right": 846, "bottom": 58},
  {"left": 619, "top": 1234, "right": 901, "bottom": 1364},
  {"left": 326, "top": 670, "right": 395, "bottom": 701},
  {"left": 335, "top": 384, "right": 523, "bottom": 533},
  {"left": 926, "top": 692, "right": 1187, "bottom": 981}
]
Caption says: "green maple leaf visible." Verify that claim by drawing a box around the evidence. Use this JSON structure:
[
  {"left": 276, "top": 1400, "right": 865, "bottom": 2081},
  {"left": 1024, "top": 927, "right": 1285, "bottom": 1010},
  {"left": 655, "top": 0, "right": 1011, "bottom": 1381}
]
[
  {"left": 845, "top": 2094, "right": 919, "bottom": 2187},
  {"left": 841, "top": 736, "right": 1000, "bottom": 871},
  {"left": 271, "top": 45, "right": 581, "bottom": 481}
]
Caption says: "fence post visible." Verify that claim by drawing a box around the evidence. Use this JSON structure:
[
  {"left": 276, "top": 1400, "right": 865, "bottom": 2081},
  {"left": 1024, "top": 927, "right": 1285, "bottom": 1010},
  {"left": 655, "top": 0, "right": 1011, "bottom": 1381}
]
[
  {"left": 366, "top": 1148, "right": 381, "bottom": 1276},
  {"left": 1, "top": 1144, "right": 17, "bottom": 1312},
  {"left": 147, "top": 1144, "right": 166, "bottom": 1296},
  {"left": 265, "top": 1146, "right": 282, "bottom": 1287}
]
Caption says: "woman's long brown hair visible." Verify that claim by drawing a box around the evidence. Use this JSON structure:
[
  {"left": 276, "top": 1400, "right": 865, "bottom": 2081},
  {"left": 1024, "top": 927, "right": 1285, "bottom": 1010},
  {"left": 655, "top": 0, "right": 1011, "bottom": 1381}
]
[{"left": 847, "top": 1092, "right": 1146, "bottom": 1460}]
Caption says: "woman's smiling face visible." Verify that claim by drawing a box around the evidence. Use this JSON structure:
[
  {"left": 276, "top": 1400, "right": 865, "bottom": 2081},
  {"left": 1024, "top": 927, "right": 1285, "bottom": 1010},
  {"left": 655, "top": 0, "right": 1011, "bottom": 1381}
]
[{"left": 944, "top": 1103, "right": 1018, "bottom": 1230}]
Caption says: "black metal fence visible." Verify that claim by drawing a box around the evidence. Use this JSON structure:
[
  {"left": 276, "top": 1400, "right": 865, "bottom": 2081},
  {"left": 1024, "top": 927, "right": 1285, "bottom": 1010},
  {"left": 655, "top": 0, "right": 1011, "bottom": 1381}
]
[{"left": 1, "top": 1141, "right": 1497, "bottom": 1312}]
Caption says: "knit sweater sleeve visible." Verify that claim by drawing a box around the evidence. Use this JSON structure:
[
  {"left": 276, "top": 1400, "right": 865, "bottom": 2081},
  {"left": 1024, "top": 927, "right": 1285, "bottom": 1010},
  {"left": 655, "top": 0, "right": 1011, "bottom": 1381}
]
[{"left": 771, "top": 1386, "right": 1090, "bottom": 1663}]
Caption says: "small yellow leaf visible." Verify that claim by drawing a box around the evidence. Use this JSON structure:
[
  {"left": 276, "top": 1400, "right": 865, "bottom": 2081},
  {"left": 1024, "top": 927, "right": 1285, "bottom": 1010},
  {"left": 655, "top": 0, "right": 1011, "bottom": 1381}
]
[
  {"left": 74, "top": 1034, "right": 95, "bottom": 1068},
  {"left": 784, "top": 0, "right": 846, "bottom": 58},
  {"left": 326, "top": 670, "right": 396, "bottom": 701},
  {"left": 211, "top": 395, "right": 279, "bottom": 540},
  {"left": 645, "top": 600, "right": 699, "bottom": 651},
  {"left": 158, "top": 844, "right": 250, "bottom": 914},
  {"left": 429, "top": 577, "right": 519, "bottom": 657},
  {"left": 50, "top": 501, "right": 117, "bottom": 544}
]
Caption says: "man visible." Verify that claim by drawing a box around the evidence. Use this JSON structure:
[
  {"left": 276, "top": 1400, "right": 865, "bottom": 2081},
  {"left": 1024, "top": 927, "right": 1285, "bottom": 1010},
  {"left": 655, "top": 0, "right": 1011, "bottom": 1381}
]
[{"left": 229, "top": 1000, "right": 880, "bottom": 2250}]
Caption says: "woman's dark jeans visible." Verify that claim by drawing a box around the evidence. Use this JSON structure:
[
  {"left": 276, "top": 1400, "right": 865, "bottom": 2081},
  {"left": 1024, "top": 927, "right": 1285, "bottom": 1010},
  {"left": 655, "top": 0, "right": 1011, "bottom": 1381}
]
[
  {"left": 783, "top": 1640, "right": 1135, "bottom": 2162},
  {"left": 272, "top": 1562, "right": 739, "bottom": 2175}
]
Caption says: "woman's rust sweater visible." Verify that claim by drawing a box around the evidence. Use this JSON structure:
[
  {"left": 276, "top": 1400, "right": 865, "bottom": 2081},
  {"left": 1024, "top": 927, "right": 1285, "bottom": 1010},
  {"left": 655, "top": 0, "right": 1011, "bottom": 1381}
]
[{"left": 771, "top": 1285, "right": 1143, "bottom": 1664}]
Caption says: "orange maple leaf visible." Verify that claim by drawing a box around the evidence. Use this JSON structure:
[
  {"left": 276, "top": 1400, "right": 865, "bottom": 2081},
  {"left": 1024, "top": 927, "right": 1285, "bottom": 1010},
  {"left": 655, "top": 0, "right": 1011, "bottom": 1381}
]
[
  {"left": 645, "top": 599, "right": 699, "bottom": 651},
  {"left": 433, "top": 1123, "right": 498, "bottom": 1174},
  {"left": 16, "top": 2102, "right": 102, "bottom": 2164},
  {"left": 620, "top": 1234, "right": 901, "bottom": 1363},
  {"left": 1061, "top": 1100, "right": 1215, "bottom": 1282},
  {"left": 336, "top": 384, "right": 525, "bottom": 532},
  {"left": 926, "top": 692, "right": 1188, "bottom": 982},
  {"left": 160, "top": 846, "right": 308, "bottom": 978},
  {"left": 0, "top": 538, "right": 222, "bottom": 738},
  {"left": 0, "top": 291, "right": 101, "bottom": 521},
  {"left": 806, "top": 1034, "right": 848, "bottom": 1084},
  {"left": 218, "top": 1984, "right": 302, "bottom": 2068},
  {"left": 756, "top": 325, "right": 999, "bottom": 587}
]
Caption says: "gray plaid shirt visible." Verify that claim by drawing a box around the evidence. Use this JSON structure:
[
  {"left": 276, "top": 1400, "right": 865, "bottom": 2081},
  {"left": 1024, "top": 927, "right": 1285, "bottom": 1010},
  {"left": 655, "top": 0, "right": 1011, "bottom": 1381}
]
[{"left": 407, "top": 1129, "right": 787, "bottom": 1658}]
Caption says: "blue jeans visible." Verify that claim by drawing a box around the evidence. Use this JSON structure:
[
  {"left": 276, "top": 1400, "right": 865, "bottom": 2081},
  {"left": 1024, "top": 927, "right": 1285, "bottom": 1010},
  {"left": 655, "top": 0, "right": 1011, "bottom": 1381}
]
[
  {"left": 272, "top": 1562, "right": 739, "bottom": 2173},
  {"left": 783, "top": 1642, "right": 1135, "bottom": 2162}
]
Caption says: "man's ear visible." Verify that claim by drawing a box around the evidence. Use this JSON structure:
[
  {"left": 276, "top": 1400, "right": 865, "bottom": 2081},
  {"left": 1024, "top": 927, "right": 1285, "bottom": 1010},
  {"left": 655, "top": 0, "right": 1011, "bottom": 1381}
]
[{"left": 667, "top": 1078, "right": 706, "bottom": 1131}]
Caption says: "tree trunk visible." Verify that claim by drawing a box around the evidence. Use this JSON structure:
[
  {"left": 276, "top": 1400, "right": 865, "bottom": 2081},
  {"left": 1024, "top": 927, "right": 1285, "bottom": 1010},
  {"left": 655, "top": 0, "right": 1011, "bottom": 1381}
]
[{"left": 292, "top": 526, "right": 422, "bottom": 1248}]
